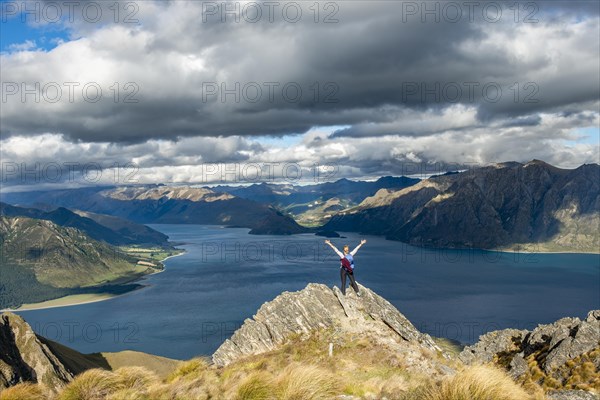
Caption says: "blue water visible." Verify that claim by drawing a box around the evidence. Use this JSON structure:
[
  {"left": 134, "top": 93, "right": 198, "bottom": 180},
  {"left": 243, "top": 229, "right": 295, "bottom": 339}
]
[{"left": 15, "top": 225, "right": 600, "bottom": 360}]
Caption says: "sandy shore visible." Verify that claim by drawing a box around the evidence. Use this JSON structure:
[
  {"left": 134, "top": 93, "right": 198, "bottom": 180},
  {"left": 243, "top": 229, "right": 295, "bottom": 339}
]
[
  {"left": 3, "top": 293, "right": 125, "bottom": 312},
  {"left": 3, "top": 250, "right": 187, "bottom": 312}
]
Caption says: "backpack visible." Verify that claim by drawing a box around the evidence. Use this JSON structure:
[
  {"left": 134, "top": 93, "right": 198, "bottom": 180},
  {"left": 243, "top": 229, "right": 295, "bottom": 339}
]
[{"left": 340, "top": 257, "right": 353, "bottom": 274}]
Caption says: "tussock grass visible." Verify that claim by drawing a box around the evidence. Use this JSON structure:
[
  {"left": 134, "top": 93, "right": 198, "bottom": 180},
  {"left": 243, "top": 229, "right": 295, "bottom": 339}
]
[
  {"left": 519, "top": 347, "right": 600, "bottom": 393},
  {"left": 0, "top": 382, "right": 47, "bottom": 400},
  {"left": 402, "top": 364, "right": 540, "bottom": 400},
  {"left": 57, "top": 366, "right": 169, "bottom": 400},
  {"left": 57, "top": 369, "right": 119, "bottom": 400},
  {"left": 235, "top": 372, "right": 275, "bottom": 400},
  {"left": 166, "top": 357, "right": 211, "bottom": 383},
  {"left": 276, "top": 364, "right": 340, "bottom": 400},
  {"left": 113, "top": 367, "right": 158, "bottom": 391},
  {"left": 105, "top": 388, "right": 150, "bottom": 400},
  {"left": 11, "top": 331, "right": 551, "bottom": 400}
]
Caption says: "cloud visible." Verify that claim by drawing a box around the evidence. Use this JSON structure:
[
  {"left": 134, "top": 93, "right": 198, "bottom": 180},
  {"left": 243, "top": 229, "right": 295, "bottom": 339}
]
[
  {"left": 1, "top": 106, "right": 597, "bottom": 190},
  {"left": 0, "top": 1, "right": 598, "bottom": 189},
  {"left": 7, "top": 40, "right": 37, "bottom": 51},
  {"left": 0, "top": 1, "right": 598, "bottom": 144}
]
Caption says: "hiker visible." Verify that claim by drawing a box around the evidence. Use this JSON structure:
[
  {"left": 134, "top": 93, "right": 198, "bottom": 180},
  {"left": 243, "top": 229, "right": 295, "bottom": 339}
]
[{"left": 324, "top": 239, "right": 367, "bottom": 296}]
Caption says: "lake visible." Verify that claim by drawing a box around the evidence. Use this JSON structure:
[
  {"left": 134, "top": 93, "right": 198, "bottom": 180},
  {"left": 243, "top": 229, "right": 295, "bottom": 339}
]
[{"left": 15, "top": 224, "right": 600, "bottom": 360}]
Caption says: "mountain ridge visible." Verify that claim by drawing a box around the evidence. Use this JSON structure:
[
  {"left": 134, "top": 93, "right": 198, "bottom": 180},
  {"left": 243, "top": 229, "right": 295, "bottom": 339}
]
[
  {"left": 324, "top": 161, "right": 600, "bottom": 252},
  {"left": 0, "top": 202, "right": 170, "bottom": 247},
  {"left": 1, "top": 185, "right": 310, "bottom": 235}
]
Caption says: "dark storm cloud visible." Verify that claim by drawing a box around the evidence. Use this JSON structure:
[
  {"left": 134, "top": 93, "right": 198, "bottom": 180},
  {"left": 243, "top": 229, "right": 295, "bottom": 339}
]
[{"left": 1, "top": 1, "right": 598, "bottom": 143}]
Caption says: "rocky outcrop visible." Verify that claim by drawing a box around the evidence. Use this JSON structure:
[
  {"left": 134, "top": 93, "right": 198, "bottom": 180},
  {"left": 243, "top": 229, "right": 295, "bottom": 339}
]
[
  {"left": 459, "top": 328, "right": 528, "bottom": 367},
  {"left": 547, "top": 390, "right": 599, "bottom": 400},
  {"left": 0, "top": 312, "right": 73, "bottom": 390},
  {"left": 460, "top": 310, "right": 600, "bottom": 388},
  {"left": 212, "top": 283, "right": 442, "bottom": 371}
]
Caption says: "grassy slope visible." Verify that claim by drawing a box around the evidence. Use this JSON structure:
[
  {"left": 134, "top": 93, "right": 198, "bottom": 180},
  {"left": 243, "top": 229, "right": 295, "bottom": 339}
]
[
  {"left": 39, "top": 336, "right": 180, "bottom": 379},
  {"left": 6, "top": 327, "right": 596, "bottom": 399},
  {"left": 8, "top": 329, "right": 559, "bottom": 400}
]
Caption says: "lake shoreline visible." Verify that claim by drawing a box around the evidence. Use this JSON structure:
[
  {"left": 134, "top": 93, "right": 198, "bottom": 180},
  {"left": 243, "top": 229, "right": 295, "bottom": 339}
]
[
  {"left": 329, "top": 231, "right": 600, "bottom": 255},
  {"left": 3, "top": 250, "right": 187, "bottom": 313}
]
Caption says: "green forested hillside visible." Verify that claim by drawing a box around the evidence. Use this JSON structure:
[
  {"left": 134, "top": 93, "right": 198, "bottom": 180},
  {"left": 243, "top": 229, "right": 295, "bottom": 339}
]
[{"left": 0, "top": 216, "right": 162, "bottom": 309}]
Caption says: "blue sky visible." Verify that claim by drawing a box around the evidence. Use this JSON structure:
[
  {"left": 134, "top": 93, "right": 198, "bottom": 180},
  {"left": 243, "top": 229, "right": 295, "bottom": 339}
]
[
  {"left": 571, "top": 127, "right": 600, "bottom": 145},
  {"left": 0, "top": 4, "right": 71, "bottom": 52}
]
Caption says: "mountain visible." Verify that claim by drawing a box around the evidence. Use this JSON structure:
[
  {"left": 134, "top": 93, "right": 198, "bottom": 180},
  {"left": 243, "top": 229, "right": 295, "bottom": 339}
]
[
  {"left": 0, "top": 312, "right": 179, "bottom": 391},
  {"left": 1, "top": 186, "right": 309, "bottom": 235},
  {"left": 0, "top": 216, "right": 161, "bottom": 309},
  {"left": 247, "top": 208, "right": 312, "bottom": 234},
  {"left": 323, "top": 161, "right": 600, "bottom": 252},
  {"left": 0, "top": 203, "right": 169, "bottom": 247},
  {"left": 71, "top": 209, "right": 170, "bottom": 245},
  {"left": 213, "top": 176, "right": 420, "bottom": 205},
  {"left": 209, "top": 176, "right": 420, "bottom": 226}
]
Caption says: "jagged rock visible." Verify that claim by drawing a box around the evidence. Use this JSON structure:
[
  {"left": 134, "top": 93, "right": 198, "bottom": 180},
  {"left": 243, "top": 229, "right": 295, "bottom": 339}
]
[
  {"left": 460, "top": 311, "right": 600, "bottom": 382},
  {"left": 587, "top": 310, "right": 600, "bottom": 322},
  {"left": 544, "top": 319, "right": 600, "bottom": 373},
  {"left": 459, "top": 329, "right": 527, "bottom": 365},
  {"left": 526, "top": 317, "right": 580, "bottom": 351},
  {"left": 508, "top": 353, "right": 528, "bottom": 379},
  {"left": 212, "top": 283, "right": 442, "bottom": 370},
  {"left": 0, "top": 312, "right": 73, "bottom": 390},
  {"left": 546, "top": 390, "right": 599, "bottom": 400}
]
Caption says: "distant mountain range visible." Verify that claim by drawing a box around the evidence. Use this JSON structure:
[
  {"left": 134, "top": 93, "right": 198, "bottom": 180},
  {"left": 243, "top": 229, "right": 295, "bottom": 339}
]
[
  {"left": 324, "top": 160, "right": 600, "bottom": 252},
  {"left": 1, "top": 160, "right": 598, "bottom": 252},
  {"left": 209, "top": 176, "right": 420, "bottom": 226},
  {"left": 0, "top": 177, "right": 420, "bottom": 233},
  {"left": 210, "top": 176, "right": 419, "bottom": 205},
  {"left": 0, "top": 203, "right": 169, "bottom": 246},
  {"left": 1, "top": 186, "right": 310, "bottom": 235}
]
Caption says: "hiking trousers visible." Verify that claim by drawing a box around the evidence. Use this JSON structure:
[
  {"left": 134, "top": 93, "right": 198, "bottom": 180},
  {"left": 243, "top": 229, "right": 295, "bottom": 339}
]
[{"left": 340, "top": 267, "right": 359, "bottom": 295}]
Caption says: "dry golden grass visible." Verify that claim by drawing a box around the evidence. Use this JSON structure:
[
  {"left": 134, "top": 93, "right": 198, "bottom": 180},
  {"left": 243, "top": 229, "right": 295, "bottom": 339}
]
[
  {"left": 7, "top": 330, "right": 556, "bottom": 400},
  {"left": 105, "top": 388, "right": 150, "bottom": 400},
  {"left": 57, "top": 369, "right": 120, "bottom": 400},
  {"left": 56, "top": 366, "right": 164, "bottom": 400},
  {"left": 402, "top": 364, "right": 541, "bottom": 400},
  {"left": 3, "top": 362, "right": 545, "bottom": 400},
  {"left": 234, "top": 372, "right": 276, "bottom": 400},
  {"left": 518, "top": 347, "right": 600, "bottom": 393},
  {"left": 0, "top": 382, "right": 47, "bottom": 400},
  {"left": 275, "top": 364, "right": 341, "bottom": 400},
  {"left": 113, "top": 367, "right": 158, "bottom": 391},
  {"left": 166, "top": 357, "right": 211, "bottom": 383}
]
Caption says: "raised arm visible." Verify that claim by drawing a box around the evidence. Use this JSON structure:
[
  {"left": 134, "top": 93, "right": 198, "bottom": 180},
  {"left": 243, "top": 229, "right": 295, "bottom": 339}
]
[
  {"left": 324, "top": 240, "right": 344, "bottom": 258},
  {"left": 350, "top": 239, "right": 367, "bottom": 256}
]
